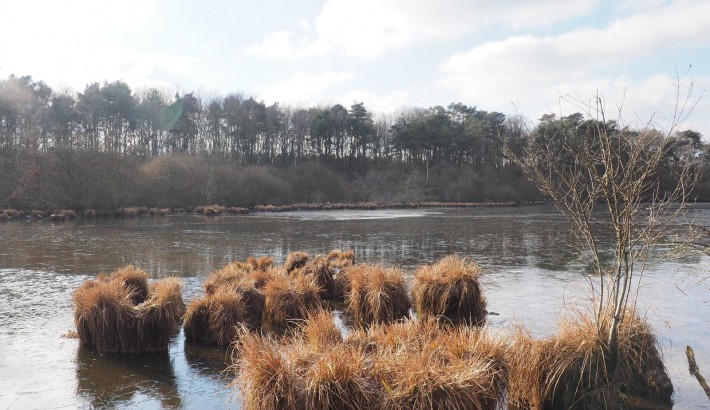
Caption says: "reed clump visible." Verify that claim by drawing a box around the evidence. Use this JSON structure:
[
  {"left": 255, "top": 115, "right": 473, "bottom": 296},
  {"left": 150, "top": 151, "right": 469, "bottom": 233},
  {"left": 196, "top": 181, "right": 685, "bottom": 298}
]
[
  {"left": 411, "top": 254, "right": 487, "bottom": 326},
  {"left": 234, "top": 315, "right": 508, "bottom": 410},
  {"left": 73, "top": 266, "right": 185, "bottom": 354},
  {"left": 507, "top": 309, "right": 673, "bottom": 409},
  {"left": 287, "top": 250, "right": 355, "bottom": 300},
  {"left": 234, "top": 310, "right": 378, "bottom": 410},
  {"left": 263, "top": 273, "right": 322, "bottom": 329},
  {"left": 203, "top": 260, "right": 256, "bottom": 295},
  {"left": 326, "top": 249, "right": 355, "bottom": 270},
  {"left": 343, "top": 264, "right": 410, "bottom": 327},
  {"left": 186, "top": 258, "right": 276, "bottom": 345},
  {"left": 183, "top": 287, "right": 265, "bottom": 346},
  {"left": 284, "top": 251, "right": 309, "bottom": 273}
]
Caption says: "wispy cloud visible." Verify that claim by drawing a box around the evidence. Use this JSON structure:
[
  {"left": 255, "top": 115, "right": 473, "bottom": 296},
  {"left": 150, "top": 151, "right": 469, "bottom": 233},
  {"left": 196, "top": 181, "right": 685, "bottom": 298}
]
[
  {"left": 436, "top": 0, "right": 710, "bottom": 129},
  {"left": 244, "top": 0, "right": 599, "bottom": 60},
  {"left": 255, "top": 71, "right": 355, "bottom": 105}
]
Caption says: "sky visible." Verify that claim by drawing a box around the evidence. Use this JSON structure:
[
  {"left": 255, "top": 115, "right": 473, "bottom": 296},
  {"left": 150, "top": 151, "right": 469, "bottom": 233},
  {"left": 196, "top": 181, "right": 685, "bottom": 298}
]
[{"left": 1, "top": 0, "right": 708, "bottom": 135}]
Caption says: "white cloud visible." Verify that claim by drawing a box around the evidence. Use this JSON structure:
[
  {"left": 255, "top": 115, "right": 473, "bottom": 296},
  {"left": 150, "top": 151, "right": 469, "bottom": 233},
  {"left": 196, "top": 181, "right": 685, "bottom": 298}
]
[
  {"left": 245, "top": 0, "right": 598, "bottom": 60},
  {"left": 254, "top": 71, "right": 355, "bottom": 105},
  {"left": 436, "top": 0, "right": 710, "bottom": 134},
  {"left": 0, "top": 0, "right": 191, "bottom": 91},
  {"left": 336, "top": 89, "right": 413, "bottom": 114}
]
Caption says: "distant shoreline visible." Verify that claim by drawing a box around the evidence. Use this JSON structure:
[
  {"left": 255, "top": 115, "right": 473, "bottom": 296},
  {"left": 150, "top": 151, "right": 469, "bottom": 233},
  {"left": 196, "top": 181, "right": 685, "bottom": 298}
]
[{"left": 0, "top": 200, "right": 551, "bottom": 221}]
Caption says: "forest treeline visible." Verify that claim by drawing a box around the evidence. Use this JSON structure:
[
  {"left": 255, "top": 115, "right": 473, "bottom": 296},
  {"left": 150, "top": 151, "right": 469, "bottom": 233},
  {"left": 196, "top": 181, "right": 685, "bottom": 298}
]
[{"left": 0, "top": 74, "right": 707, "bottom": 210}]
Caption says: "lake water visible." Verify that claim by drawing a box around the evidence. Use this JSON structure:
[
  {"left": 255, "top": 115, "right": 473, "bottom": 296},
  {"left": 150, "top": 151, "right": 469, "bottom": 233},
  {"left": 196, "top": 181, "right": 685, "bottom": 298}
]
[{"left": 0, "top": 206, "right": 708, "bottom": 409}]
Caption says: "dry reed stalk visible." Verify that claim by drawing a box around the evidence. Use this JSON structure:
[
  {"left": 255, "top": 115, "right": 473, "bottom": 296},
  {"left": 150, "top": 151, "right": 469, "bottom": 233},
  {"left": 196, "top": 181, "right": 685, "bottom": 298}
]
[
  {"left": 411, "top": 254, "right": 487, "bottom": 326},
  {"left": 262, "top": 273, "right": 322, "bottom": 330},
  {"left": 73, "top": 267, "right": 184, "bottom": 354},
  {"left": 344, "top": 264, "right": 410, "bottom": 327}
]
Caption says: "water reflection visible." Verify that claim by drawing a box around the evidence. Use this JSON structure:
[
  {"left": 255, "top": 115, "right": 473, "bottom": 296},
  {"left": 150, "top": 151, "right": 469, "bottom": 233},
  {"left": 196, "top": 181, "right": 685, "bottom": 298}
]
[
  {"left": 75, "top": 347, "right": 182, "bottom": 408},
  {"left": 183, "top": 343, "right": 233, "bottom": 380}
]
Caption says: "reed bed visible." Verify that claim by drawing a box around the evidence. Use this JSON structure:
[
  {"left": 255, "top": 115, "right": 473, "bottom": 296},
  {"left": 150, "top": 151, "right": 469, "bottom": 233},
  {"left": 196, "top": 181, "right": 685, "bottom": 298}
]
[
  {"left": 73, "top": 266, "right": 185, "bottom": 354},
  {"left": 343, "top": 264, "right": 410, "bottom": 327},
  {"left": 507, "top": 309, "right": 673, "bottom": 409},
  {"left": 411, "top": 254, "right": 487, "bottom": 326},
  {"left": 234, "top": 315, "right": 508, "bottom": 410}
]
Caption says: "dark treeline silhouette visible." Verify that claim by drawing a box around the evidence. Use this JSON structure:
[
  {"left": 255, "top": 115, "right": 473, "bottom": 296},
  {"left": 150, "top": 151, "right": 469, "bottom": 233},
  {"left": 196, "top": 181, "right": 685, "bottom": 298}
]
[{"left": 0, "top": 74, "right": 706, "bottom": 211}]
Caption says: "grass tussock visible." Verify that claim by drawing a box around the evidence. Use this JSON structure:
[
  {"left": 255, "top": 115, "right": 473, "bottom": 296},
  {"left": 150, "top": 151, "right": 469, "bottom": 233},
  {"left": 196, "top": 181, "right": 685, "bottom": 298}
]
[
  {"left": 111, "top": 265, "right": 150, "bottom": 305},
  {"left": 234, "top": 316, "right": 508, "bottom": 410},
  {"left": 203, "top": 260, "right": 255, "bottom": 295},
  {"left": 411, "top": 254, "right": 487, "bottom": 326},
  {"left": 508, "top": 309, "right": 673, "bottom": 409},
  {"left": 343, "top": 264, "right": 410, "bottom": 327},
  {"left": 285, "top": 251, "right": 309, "bottom": 273},
  {"left": 183, "top": 287, "right": 265, "bottom": 346},
  {"left": 289, "top": 250, "right": 355, "bottom": 300},
  {"left": 263, "top": 273, "right": 322, "bottom": 329},
  {"left": 233, "top": 312, "right": 378, "bottom": 410},
  {"left": 73, "top": 266, "right": 185, "bottom": 354},
  {"left": 326, "top": 249, "right": 355, "bottom": 270}
]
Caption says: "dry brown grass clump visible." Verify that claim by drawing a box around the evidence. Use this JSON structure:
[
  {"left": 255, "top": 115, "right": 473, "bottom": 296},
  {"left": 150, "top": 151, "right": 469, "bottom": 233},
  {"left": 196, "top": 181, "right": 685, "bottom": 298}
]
[
  {"left": 202, "top": 204, "right": 226, "bottom": 216},
  {"left": 233, "top": 311, "right": 378, "bottom": 410},
  {"left": 73, "top": 266, "right": 185, "bottom": 354},
  {"left": 122, "top": 207, "right": 139, "bottom": 217},
  {"left": 412, "top": 254, "right": 487, "bottom": 326},
  {"left": 1, "top": 209, "right": 22, "bottom": 219},
  {"left": 263, "top": 273, "right": 322, "bottom": 329},
  {"left": 326, "top": 249, "right": 355, "bottom": 269},
  {"left": 234, "top": 316, "right": 509, "bottom": 410},
  {"left": 289, "top": 250, "right": 355, "bottom": 301},
  {"left": 184, "top": 287, "right": 265, "bottom": 346},
  {"left": 362, "top": 319, "right": 508, "bottom": 409},
  {"left": 284, "top": 251, "right": 309, "bottom": 273},
  {"left": 203, "top": 260, "right": 255, "bottom": 295},
  {"left": 50, "top": 209, "right": 77, "bottom": 220},
  {"left": 344, "top": 264, "right": 410, "bottom": 327},
  {"left": 247, "top": 255, "right": 274, "bottom": 273},
  {"left": 227, "top": 206, "right": 250, "bottom": 215},
  {"left": 508, "top": 309, "right": 673, "bottom": 409}
]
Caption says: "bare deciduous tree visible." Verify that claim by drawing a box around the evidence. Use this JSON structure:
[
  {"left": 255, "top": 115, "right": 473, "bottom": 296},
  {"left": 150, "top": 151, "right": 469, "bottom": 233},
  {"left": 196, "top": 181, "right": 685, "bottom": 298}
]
[{"left": 501, "top": 73, "right": 701, "bottom": 352}]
